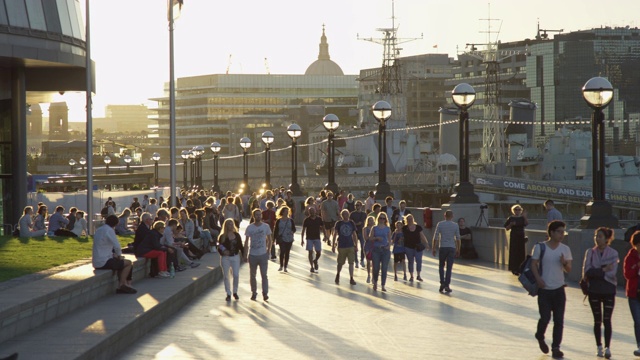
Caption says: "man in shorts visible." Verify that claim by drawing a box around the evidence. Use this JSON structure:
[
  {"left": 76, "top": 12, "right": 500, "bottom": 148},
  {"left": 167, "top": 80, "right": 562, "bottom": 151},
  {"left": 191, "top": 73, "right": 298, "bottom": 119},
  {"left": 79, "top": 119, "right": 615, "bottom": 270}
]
[
  {"left": 92, "top": 215, "right": 138, "bottom": 294},
  {"left": 321, "top": 191, "right": 340, "bottom": 245},
  {"left": 332, "top": 209, "right": 358, "bottom": 285},
  {"left": 301, "top": 207, "right": 324, "bottom": 273}
]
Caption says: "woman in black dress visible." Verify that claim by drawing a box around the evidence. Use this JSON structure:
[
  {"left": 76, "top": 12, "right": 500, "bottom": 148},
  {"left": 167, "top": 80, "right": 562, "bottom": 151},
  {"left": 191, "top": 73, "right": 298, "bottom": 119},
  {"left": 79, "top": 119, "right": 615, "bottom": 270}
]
[{"left": 504, "top": 204, "right": 528, "bottom": 275}]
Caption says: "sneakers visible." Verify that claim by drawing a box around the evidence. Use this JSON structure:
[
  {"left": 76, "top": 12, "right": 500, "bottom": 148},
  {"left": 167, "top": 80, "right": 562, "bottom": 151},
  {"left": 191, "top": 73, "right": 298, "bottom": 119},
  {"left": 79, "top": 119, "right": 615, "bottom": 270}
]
[
  {"left": 596, "top": 345, "right": 603, "bottom": 357},
  {"left": 409, "top": 277, "right": 414, "bottom": 282},
  {"left": 416, "top": 276, "right": 423, "bottom": 282},
  {"left": 350, "top": 278, "right": 356, "bottom": 285},
  {"left": 551, "top": 348, "right": 564, "bottom": 359},
  {"left": 313, "top": 259, "right": 319, "bottom": 270},
  {"left": 251, "top": 292, "right": 257, "bottom": 301},
  {"left": 310, "top": 267, "right": 315, "bottom": 273},
  {"left": 190, "top": 262, "right": 200, "bottom": 268},
  {"left": 535, "top": 334, "right": 549, "bottom": 354},
  {"left": 116, "top": 285, "right": 137, "bottom": 294},
  {"left": 366, "top": 275, "right": 371, "bottom": 283},
  {"left": 233, "top": 293, "right": 239, "bottom": 300},
  {"left": 176, "top": 266, "right": 187, "bottom": 272},
  {"left": 263, "top": 293, "right": 269, "bottom": 301},
  {"left": 604, "top": 347, "right": 611, "bottom": 359},
  {"left": 439, "top": 285, "right": 445, "bottom": 293},
  {"left": 284, "top": 268, "right": 288, "bottom": 273},
  {"left": 634, "top": 347, "right": 640, "bottom": 356},
  {"left": 157, "top": 271, "right": 171, "bottom": 278},
  {"left": 225, "top": 294, "right": 231, "bottom": 301},
  {"left": 444, "top": 286, "right": 452, "bottom": 293},
  {"left": 381, "top": 286, "right": 386, "bottom": 292},
  {"left": 278, "top": 266, "right": 283, "bottom": 271}
]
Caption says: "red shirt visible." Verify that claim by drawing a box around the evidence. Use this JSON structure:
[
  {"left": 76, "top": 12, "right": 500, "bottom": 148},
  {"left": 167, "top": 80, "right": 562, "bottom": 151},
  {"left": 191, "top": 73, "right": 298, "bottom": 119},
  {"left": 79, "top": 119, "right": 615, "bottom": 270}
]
[
  {"left": 262, "top": 209, "right": 276, "bottom": 230},
  {"left": 624, "top": 248, "right": 640, "bottom": 298}
]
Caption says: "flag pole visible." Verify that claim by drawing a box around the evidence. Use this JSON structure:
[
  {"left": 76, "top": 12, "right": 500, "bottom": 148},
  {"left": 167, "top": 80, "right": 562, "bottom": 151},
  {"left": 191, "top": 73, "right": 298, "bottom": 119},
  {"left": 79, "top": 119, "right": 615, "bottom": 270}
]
[
  {"left": 169, "top": 1, "right": 177, "bottom": 206},
  {"left": 85, "top": 0, "right": 94, "bottom": 234}
]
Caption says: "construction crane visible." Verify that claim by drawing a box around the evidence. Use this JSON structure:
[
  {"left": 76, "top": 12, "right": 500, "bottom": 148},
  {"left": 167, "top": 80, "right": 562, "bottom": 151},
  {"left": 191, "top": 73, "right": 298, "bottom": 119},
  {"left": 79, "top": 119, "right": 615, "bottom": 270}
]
[
  {"left": 264, "top": 57, "right": 270, "bottom": 75},
  {"left": 225, "top": 54, "right": 232, "bottom": 74}
]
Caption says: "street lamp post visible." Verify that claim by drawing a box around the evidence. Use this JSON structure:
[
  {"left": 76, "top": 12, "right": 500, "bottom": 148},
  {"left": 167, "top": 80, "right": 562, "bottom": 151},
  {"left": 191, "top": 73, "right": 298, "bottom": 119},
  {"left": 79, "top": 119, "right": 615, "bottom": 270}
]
[
  {"left": 152, "top": 152, "right": 161, "bottom": 187},
  {"left": 450, "top": 83, "right": 479, "bottom": 203},
  {"left": 103, "top": 155, "right": 111, "bottom": 175},
  {"left": 287, "top": 123, "right": 303, "bottom": 196},
  {"left": 372, "top": 100, "right": 392, "bottom": 199},
  {"left": 123, "top": 155, "right": 132, "bottom": 173},
  {"left": 581, "top": 77, "right": 618, "bottom": 228},
  {"left": 240, "top": 137, "right": 252, "bottom": 193},
  {"left": 322, "top": 114, "right": 340, "bottom": 194},
  {"left": 193, "top": 145, "right": 204, "bottom": 188},
  {"left": 261, "top": 131, "right": 274, "bottom": 190},
  {"left": 69, "top": 158, "right": 76, "bottom": 174},
  {"left": 210, "top": 142, "right": 221, "bottom": 194},
  {"left": 186, "top": 150, "right": 194, "bottom": 188},
  {"left": 79, "top": 157, "right": 86, "bottom": 175},
  {"left": 181, "top": 150, "right": 189, "bottom": 189}
]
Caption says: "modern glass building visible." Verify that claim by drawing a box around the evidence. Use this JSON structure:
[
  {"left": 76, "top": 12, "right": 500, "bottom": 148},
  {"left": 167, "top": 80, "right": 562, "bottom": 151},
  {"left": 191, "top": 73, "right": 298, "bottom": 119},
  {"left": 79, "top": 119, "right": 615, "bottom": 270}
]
[
  {"left": 528, "top": 27, "right": 640, "bottom": 152},
  {"left": 0, "top": 0, "right": 92, "bottom": 225}
]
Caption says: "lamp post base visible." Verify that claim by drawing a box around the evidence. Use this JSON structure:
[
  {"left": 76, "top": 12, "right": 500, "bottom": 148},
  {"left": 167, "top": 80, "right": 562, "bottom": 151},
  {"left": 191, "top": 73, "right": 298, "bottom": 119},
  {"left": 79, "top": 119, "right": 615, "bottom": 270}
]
[
  {"left": 449, "top": 182, "right": 479, "bottom": 204},
  {"left": 324, "top": 182, "right": 339, "bottom": 195},
  {"left": 374, "top": 181, "right": 392, "bottom": 200},
  {"left": 289, "top": 182, "right": 303, "bottom": 196},
  {"left": 580, "top": 200, "right": 619, "bottom": 229}
]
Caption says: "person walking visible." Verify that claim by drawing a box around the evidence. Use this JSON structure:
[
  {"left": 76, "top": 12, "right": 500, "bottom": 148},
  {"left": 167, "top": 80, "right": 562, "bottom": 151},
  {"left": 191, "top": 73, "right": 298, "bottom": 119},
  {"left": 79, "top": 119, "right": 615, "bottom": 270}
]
[
  {"left": 274, "top": 206, "right": 295, "bottom": 272},
  {"left": 624, "top": 230, "right": 640, "bottom": 357},
  {"left": 369, "top": 212, "right": 391, "bottom": 292},
  {"left": 349, "top": 201, "right": 367, "bottom": 268},
  {"left": 505, "top": 204, "right": 528, "bottom": 275},
  {"left": 583, "top": 227, "right": 618, "bottom": 359},
  {"left": 244, "top": 209, "right": 272, "bottom": 301},
  {"left": 218, "top": 218, "right": 244, "bottom": 301},
  {"left": 432, "top": 210, "right": 460, "bottom": 293},
  {"left": 532, "top": 220, "right": 572, "bottom": 359},
  {"left": 402, "top": 214, "right": 428, "bottom": 282},
  {"left": 391, "top": 220, "right": 407, "bottom": 281},
  {"left": 363, "top": 216, "right": 376, "bottom": 283},
  {"left": 545, "top": 199, "right": 562, "bottom": 224},
  {"left": 320, "top": 191, "right": 340, "bottom": 245},
  {"left": 301, "top": 207, "right": 324, "bottom": 274},
  {"left": 331, "top": 209, "right": 358, "bottom": 286}
]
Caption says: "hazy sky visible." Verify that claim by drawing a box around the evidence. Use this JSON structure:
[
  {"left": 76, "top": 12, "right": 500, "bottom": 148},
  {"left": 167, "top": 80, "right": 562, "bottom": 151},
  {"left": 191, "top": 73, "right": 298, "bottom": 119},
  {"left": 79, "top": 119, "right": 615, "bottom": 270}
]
[{"left": 60, "top": 0, "right": 640, "bottom": 119}]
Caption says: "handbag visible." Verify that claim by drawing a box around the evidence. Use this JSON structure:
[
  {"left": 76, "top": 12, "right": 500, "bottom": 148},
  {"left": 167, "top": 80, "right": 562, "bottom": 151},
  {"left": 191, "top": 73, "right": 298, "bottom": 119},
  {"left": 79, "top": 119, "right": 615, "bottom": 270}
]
[
  {"left": 416, "top": 242, "right": 426, "bottom": 252},
  {"left": 579, "top": 277, "right": 589, "bottom": 296}
]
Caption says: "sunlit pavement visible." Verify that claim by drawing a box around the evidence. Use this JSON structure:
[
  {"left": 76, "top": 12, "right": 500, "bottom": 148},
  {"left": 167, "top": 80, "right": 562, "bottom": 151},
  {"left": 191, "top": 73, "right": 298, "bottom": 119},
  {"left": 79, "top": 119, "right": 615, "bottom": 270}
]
[{"left": 117, "top": 230, "right": 638, "bottom": 360}]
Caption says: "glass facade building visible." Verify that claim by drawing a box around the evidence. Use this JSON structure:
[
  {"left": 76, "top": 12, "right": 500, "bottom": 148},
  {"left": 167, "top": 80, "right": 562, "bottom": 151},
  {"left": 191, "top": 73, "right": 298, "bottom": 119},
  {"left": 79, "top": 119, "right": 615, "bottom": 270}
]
[{"left": 0, "top": 0, "right": 90, "bottom": 225}]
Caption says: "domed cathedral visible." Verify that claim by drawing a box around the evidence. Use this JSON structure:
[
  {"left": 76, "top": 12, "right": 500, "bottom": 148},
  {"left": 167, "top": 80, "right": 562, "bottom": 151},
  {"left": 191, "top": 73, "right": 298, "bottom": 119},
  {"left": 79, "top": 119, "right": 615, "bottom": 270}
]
[{"left": 305, "top": 25, "right": 344, "bottom": 76}]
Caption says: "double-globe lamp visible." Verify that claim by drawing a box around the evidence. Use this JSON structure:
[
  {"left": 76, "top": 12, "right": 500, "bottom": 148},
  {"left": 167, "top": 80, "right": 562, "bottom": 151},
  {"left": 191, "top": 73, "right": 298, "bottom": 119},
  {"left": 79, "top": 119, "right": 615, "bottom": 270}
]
[
  {"left": 261, "top": 131, "right": 274, "bottom": 190},
  {"left": 210, "top": 142, "right": 221, "bottom": 194}
]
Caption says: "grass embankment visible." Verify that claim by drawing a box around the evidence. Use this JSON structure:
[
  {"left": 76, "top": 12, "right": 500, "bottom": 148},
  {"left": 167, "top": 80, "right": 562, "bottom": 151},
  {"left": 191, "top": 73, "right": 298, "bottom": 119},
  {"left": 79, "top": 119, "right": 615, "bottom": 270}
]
[{"left": 0, "top": 235, "right": 134, "bottom": 283}]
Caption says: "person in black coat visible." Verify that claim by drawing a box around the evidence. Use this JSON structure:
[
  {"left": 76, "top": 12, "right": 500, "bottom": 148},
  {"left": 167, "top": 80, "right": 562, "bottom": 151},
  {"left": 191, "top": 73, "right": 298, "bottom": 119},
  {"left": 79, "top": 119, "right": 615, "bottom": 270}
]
[
  {"left": 380, "top": 196, "right": 397, "bottom": 223},
  {"left": 504, "top": 204, "right": 528, "bottom": 275},
  {"left": 133, "top": 213, "right": 153, "bottom": 257},
  {"left": 137, "top": 221, "right": 172, "bottom": 278},
  {"left": 391, "top": 200, "right": 411, "bottom": 224}
]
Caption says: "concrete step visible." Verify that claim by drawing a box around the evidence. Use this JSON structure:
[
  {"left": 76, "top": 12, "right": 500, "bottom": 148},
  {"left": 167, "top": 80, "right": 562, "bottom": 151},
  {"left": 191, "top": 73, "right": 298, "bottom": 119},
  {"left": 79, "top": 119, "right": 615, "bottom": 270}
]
[
  {"left": 0, "top": 254, "right": 149, "bottom": 345},
  {"left": 0, "top": 252, "right": 221, "bottom": 359}
]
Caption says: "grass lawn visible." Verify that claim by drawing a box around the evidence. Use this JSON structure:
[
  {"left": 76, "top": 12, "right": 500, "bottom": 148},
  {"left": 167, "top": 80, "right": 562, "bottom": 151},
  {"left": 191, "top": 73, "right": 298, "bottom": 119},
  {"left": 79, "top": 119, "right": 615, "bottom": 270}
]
[{"left": 0, "top": 234, "right": 134, "bottom": 283}]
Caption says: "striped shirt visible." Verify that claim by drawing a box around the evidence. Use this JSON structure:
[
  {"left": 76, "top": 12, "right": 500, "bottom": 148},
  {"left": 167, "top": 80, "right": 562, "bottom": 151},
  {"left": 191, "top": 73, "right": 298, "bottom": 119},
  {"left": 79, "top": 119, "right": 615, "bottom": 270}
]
[{"left": 433, "top": 220, "right": 460, "bottom": 249}]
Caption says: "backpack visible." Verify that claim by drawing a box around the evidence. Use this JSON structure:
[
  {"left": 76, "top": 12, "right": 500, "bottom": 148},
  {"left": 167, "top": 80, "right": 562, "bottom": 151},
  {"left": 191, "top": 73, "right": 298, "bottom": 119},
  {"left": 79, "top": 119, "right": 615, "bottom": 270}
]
[
  {"left": 625, "top": 224, "right": 640, "bottom": 242},
  {"left": 518, "top": 243, "right": 545, "bottom": 297}
]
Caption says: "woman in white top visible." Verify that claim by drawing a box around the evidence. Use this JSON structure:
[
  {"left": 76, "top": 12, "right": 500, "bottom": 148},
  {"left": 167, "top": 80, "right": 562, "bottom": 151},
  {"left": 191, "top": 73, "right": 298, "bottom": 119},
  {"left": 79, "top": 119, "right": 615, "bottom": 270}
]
[
  {"left": 222, "top": 196, "right": 241, "bottom": 228},
  {"left": 18, "top": 206, "right": 46, "bottom": 237},
  {"left": 72, "top": 211, "right": 88, "bottom": 237},
  {"left": 115, "top": 208, "right": 134, "bottom": 235}
]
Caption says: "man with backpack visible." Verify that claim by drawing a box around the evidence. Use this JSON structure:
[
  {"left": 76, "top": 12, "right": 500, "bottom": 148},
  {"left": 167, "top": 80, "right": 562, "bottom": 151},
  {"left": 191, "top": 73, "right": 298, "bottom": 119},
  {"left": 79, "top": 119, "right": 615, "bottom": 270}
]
[{"left": 531, "top": 220, "right": 572, "bottom": 359}]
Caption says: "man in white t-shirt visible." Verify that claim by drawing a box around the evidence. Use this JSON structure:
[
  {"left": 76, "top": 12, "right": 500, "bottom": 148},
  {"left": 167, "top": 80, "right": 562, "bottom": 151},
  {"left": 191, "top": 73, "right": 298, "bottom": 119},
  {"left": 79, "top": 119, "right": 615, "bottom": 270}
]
[
  {"left": 531, "top": 220, "right": 572, "bottom": 359},
  {"left": 244, "top": 209, "right": 273, "bottom": 301}
]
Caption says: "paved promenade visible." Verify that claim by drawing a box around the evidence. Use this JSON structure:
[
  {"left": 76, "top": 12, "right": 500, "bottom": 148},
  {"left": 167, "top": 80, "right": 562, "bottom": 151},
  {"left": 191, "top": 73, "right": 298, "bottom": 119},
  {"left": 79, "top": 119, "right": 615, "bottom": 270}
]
[{"left": 117, "top": 229, "right": 639, "bottom": 360}]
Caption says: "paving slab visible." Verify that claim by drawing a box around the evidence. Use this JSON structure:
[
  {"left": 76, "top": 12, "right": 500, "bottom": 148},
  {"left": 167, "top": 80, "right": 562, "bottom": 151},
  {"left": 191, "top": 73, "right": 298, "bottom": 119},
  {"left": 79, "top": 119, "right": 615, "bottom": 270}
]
[{"left": 115, "top": 233, "right": 640, "bottom": 360}]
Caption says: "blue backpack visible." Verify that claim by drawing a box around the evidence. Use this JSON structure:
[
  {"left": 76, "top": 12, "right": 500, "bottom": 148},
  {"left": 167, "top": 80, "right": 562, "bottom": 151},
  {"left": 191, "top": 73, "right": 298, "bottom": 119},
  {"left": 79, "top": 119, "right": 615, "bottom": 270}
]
[{"left": 518, "top": 243, "right": 546, "bottom": 297}]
